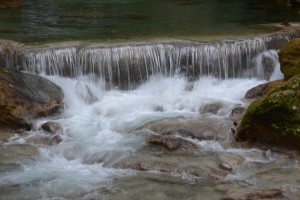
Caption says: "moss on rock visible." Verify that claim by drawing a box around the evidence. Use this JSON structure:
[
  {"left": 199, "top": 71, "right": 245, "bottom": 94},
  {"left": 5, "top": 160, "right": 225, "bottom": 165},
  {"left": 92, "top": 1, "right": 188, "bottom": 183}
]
[
  {"left": 237, "top": 74, "right": 300, "bottom": 149},
  {"left": 279, "top": 38, "right": 300, "bottom": 80}
]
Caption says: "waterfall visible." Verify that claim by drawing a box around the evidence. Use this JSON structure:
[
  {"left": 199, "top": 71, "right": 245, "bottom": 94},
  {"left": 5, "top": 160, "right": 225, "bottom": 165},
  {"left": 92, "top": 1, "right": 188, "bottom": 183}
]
[{"left": 1, "top": 30, "right": 300, "bottom": 89}]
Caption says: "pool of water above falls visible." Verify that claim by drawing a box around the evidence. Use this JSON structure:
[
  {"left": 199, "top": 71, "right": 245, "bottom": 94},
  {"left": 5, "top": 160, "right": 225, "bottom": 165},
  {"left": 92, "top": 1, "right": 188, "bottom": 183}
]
[{"left": 1, "top": 0, "right": 300, "bottom": 43}]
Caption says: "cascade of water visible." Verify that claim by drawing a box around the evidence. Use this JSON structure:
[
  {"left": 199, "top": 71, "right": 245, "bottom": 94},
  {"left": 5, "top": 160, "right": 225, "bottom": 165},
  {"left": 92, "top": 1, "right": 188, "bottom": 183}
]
[
  {"left": 1, "top": 30, "right": 299, "bottom": 89},
  {"left": 254, "top": 49, "right": 283, "bottom": 80},
  {"left": 22, "top": 39, "right": 267, "bottom": 86}
]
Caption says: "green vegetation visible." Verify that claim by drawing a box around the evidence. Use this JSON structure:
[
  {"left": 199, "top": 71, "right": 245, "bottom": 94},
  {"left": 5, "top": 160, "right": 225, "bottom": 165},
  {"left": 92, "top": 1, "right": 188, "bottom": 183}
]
[
  {"left": 237, "top": 74, "right": 300, "bottom": 148},
  {"left": 279, "top": 38, "right": 300, "bottom": 80}
]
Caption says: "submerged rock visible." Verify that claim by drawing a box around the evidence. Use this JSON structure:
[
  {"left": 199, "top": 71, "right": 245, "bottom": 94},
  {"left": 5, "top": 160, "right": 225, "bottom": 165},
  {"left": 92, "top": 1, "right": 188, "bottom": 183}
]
[
  {"left": 279, "top": 38, "right": 300, "bottom": 80},
  {"left": 0, "top": 144, "right": 37, "bottom": 164},
  {"left": 146, "top": 134, "right": 199, "bottom": 152},
  {"left": 217, "top": 154, "right": 244, "bottom": 172},
  {"left": 142, "top": 118, "right": 227, "bottom": 141},
  {"left": 0, "top": 68, "right": 64, "bottom": 129},
  {"left": 41, "top": 121, "right": 62, "bottom": 134},
  {"left": 26, "top": 134, "right": 62, "bottom": 146},
  {"left": 114, "top": 155, "right": 229, "bottom": 180},
  {"left": 200, "top": 102, "right": 225, "bottom": 114},
  {"left": 236, "top": 74, "right": 300, "bottom": 148},
  {"left": 226, "top": 188, "right": 282, "bottom": 200},
  {"left": 229, "top": 107, "right": 246, "bottom": 124}
]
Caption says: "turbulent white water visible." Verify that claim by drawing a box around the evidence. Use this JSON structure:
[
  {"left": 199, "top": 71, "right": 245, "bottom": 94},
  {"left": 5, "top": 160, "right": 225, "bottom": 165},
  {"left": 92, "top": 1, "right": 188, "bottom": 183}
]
[
  {"left": 0, "top": 73, "right": 266, "bottom": 198},
  {"left": 1, "top": 49, "right": 300, "bottom": 200}
]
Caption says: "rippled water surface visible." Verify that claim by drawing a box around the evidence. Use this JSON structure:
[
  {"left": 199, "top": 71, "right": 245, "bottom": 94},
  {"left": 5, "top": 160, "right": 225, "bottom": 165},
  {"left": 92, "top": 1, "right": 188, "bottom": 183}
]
[{"left": 1, "top": 0, "right": 300, "bottom": 43}]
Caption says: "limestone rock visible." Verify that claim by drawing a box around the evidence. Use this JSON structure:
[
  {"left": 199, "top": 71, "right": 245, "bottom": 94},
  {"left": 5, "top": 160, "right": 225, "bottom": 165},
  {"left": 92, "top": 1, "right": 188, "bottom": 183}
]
[
  {"left": 229, "top": 107, "right": 246, "bottom": 124},
  {"left": 114, "top": 156, "right": 228, "bottom": 180},
  {"left": 200, "top": 102, "right": 225, "bottom": 114},
  {"left": 26, "top": 135, "right": 62, "bottom": 146},
  {"left": 245, "top": 80, "right": 285, "bottom": 99},
  {"left": 146, "top": 134, "right": 199, "bottom": 152},
  {"left": 236, "top": 74, "right": 300, "bottom": 148},
  {"left": 230, "top": 189, "right": 282, "bottom": 200},
  {"left": 0, "top": 68, "right": 64, "bottom": 129},
  {"left": 41, "top": 121, "right": 62, "bottom": 134},
  {"left": 279, "top": 38, "right": 300, "bottom": 80}
]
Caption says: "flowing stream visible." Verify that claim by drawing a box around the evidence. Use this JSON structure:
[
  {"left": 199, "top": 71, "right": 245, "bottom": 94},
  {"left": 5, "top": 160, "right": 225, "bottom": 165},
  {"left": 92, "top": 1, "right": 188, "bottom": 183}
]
[
  {"left": 1, "top": 1, "right": 300, "bottom": 199},
  {"left": 0, "top": 44, "right": 300, "bottom": 199}
]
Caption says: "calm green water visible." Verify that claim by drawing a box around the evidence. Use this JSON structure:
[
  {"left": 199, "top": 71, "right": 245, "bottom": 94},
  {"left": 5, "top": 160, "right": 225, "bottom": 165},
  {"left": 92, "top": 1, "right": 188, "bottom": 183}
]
[{"left": 0, "top": 0, "right": 300, "bottom": 43}]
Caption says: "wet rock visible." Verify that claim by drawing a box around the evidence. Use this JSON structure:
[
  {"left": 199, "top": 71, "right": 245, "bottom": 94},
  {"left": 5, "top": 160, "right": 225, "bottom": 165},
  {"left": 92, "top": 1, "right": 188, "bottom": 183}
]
[
  {"left": 229, "top": 107, "right": 245, "bottom": 124},
  {"left": 0, "top": 68, "right": 64, "bottom": 129},
  {"left": 0, "top": 144, "right": 37, "bottom": 164},
  {"left": 230, "top": 188, "right": 282, "bottom": 200},
  {"left": 50, "top": 135, "right": 62, "bottom": 145},
  {"left": 26, "top": 134, "right": 62, "bottom": 146},
  {"left": 279, "top": 38, "right": 300, "bottom": 80},
  {"left": 0, "top": 128, "right": 13, "bottom": 142},
  {"left": 41, "top": 121, "right": 62, "bottom": 134},
  {"left": 146, "top": 134, "right": 199, "bottom": 152},
  {"left": 0, "top": 0, "right": 22, "bottom": 8},
  {"left": 200, "top": 102, "right": 225, "bottom": 114},
  {"left": 217, "top": 154, "right": 244, "bottom": 172},
  {"left": 237, "top": 74, "right": 300, "bottom": 148},
  {"left": 143, "top": 117, "right": 227, "bottom": 141},
  {"left": 245, "top": 80, "right": 285, "bottom": 99},
  {"left": 261, "top": 53, "right": 276, "bottom": 80},
  {"left": 115, "top": 157, "right": 228, "bottom": 180},
  {"left": 117, "top": 159, "right": 174, "bottom": 173},
  {"left": 218, "top": 161, "right": 232, "bottom": 172}
]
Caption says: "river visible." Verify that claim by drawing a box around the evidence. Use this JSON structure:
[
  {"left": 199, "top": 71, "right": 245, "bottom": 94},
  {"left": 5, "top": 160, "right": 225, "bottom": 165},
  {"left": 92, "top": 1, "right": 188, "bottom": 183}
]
[{"left": 1, "top": 0, "right": 300, "bottom": 199}]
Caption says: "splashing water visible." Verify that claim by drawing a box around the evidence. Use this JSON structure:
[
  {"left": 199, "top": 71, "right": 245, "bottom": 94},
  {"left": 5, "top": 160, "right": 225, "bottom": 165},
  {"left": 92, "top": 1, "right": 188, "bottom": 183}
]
[{"left": 1, "top": 49, "right": 300, "bottom": 200}]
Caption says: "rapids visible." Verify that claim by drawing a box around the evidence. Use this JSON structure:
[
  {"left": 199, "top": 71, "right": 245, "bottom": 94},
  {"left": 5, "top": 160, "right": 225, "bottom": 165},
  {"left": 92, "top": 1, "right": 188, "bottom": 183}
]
[{"left": 1, "top": 48, "right": 300, "bottom": 199}]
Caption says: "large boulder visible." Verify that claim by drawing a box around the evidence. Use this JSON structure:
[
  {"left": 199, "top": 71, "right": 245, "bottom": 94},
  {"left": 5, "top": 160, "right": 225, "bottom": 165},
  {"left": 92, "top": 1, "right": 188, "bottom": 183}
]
[
  {"left": 0, "top": 67, "right": 64, "bottom": 129},
  {"left": 0, "top": 0, "right": 22, "bottom": 8},
  {"left": 236, "top": 74, "right": 300, "bottom": 148},
  {"left": 279, "top": 38, "right": 300, "bottom": 80}
]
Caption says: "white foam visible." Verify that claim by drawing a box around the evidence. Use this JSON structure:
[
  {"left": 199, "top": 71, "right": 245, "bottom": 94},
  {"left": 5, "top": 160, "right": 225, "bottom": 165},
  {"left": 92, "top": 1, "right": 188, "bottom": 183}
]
[{"left": 1, "top": 74, "right": 268, "bottom": 198}]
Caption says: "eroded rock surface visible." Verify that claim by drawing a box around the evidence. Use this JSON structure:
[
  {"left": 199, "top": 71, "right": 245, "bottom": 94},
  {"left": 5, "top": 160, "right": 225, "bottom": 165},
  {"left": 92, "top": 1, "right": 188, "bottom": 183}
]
[
  {"left": 245, "top": 80, "right": 285, "bottom": 99},
  {"left": 0, "top": 68, "right": 64, "bottom": 129},
  {"left": 146, "top": 134, "right": 199, "bottom": 152}
]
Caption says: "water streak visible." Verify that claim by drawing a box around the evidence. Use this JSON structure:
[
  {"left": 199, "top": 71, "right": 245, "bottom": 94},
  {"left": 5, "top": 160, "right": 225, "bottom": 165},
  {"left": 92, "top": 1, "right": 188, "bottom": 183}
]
[{"left": 1, "top": 30, "right": 299, "bottom": 89}]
